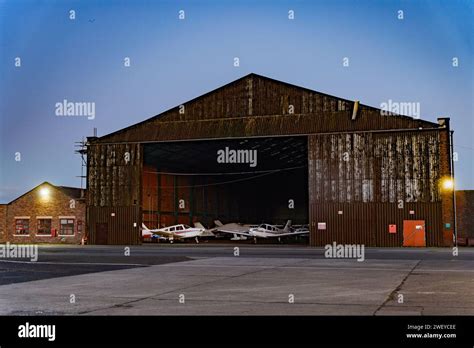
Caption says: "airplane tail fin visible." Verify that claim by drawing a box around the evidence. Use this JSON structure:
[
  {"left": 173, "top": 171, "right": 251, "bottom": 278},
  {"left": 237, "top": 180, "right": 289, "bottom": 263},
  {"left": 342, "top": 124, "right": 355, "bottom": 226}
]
[
  {"left": 214, "top": 220, "right": 223, "bottom": 227},
  {"left": 141, "top": 223, "right": 152, "bottom": 237},
  {"left": 283, "top": 220, "right": 292, "bottom": 232},
  {"left": 196, "top": 222, "right": 215, "bottom": 237},
  {"left": 194, "top": 222, "right": 205, "bottom": 229}
]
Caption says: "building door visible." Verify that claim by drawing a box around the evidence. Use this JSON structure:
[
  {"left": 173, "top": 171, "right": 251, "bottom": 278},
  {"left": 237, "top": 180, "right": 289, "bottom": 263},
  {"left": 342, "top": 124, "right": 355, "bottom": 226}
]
[
  {"left": 403, "top": 220, "right": 426, "bottom": 247},
  {"left": 95, "top": 223, "right": 108, "bottom": 245}
]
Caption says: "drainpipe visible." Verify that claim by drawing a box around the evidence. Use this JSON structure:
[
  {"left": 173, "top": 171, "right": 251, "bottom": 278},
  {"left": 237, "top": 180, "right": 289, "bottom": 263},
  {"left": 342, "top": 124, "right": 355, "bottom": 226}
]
[{"left": 450, "top": 130, "right": 457, "bottom": 247}]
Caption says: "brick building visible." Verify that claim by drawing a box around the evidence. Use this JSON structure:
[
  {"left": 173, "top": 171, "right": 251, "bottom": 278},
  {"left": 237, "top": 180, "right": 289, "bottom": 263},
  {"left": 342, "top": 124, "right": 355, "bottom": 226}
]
[
  {"left": 456, "top": 190, "right": 474, "bottom": 246},
  {"left": 0, "top": 182, "right": 86, "bottom": 244}
]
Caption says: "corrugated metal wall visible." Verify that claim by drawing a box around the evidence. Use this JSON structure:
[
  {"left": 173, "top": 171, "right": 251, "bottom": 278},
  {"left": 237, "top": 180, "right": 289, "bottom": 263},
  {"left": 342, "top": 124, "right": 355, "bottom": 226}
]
[
  {"left": 87, "top": 143, "right": 143, "bottom": 244},
  {"left": 308, "top": 131, "right": 445, "bottom": 247},
  {"left": 456, "top": 190, "right": 474, "bottom": 240},
  {"left": 87, "top": 143, "right": 142, "bottom": 207},
  {"left": 87, "top": 206, "right": 141, "bottom": 245},
  {"left": 309, "top": 202, "right": 442, "bottom": 247},
  {"left": 92, "top": 112, "right": 437, "bottom": 144}
]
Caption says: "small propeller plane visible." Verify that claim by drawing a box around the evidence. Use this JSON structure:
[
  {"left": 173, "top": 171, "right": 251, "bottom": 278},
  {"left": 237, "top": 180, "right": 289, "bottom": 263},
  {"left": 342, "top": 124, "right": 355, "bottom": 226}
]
[
  {"left": 141, "top": 223, "right": 205, "bottom": 243},
  {"left": 249, "top": 220, "right": 309, "bottom": 241},
  {"left": 210, "top": 220, "right": 257, "bottom": 240}
]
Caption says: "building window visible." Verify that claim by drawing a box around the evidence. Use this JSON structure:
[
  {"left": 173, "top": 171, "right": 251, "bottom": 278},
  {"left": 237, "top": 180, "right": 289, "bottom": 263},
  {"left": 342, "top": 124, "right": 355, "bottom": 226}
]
[
  {"left": 59, "top": 219, "right": 75, "bottom": 236},
  {"left": 37, "top": 219, "right": 52, "bottom": 235},
  {"left": 15, "top": 219, "right": 29, "bottom": 235}
]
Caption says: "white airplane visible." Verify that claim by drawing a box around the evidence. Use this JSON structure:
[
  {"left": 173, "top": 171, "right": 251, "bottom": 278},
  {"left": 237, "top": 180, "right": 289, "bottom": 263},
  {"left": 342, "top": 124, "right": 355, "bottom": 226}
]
[
  {"left": 141, "top": 223, "right": 205, "bottom": 243},
  {"left": 249, "top": 220, "right": 309, "bottom": 241},
  {"left": 141, "top": 228, "right": 167, "bottom": 241},
  {"left": 210, "top": 220, "right": 257, "bottom": 240}
]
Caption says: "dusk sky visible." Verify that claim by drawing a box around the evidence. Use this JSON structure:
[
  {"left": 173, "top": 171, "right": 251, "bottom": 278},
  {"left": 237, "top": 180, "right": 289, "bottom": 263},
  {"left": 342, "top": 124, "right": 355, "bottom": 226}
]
[{"left": 0, "top": 0, "right": 472, "bottom": 202}]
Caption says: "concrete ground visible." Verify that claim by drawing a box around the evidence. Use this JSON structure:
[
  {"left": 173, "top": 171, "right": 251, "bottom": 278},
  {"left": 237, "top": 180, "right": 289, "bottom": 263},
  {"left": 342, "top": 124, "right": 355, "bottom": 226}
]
[{"left": 0, "top": 245, "right": 473, "bottom": 315}]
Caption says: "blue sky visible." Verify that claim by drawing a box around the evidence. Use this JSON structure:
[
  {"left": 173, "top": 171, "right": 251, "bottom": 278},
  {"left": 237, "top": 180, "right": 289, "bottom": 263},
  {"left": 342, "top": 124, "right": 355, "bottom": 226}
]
[{"left": 0, "top": 0, "right": 472, "bottom": 202}]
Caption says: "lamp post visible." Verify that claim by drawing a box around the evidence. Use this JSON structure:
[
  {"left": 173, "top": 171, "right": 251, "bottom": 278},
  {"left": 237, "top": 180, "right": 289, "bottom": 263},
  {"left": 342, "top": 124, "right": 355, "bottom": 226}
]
[{"left": 450, "top": 130, "right": 457, "bottom": 247}]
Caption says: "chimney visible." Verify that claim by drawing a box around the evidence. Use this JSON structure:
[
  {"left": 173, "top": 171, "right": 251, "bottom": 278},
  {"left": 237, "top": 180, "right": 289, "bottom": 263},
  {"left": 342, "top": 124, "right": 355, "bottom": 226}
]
[{"left": 437, "top": 117, "right": 450, "bottom": 129}]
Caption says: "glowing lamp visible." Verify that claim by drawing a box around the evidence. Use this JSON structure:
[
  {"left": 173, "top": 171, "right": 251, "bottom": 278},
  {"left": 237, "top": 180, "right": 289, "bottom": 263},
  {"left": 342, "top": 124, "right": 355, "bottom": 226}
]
[
  {"left": 39, "top": 187, "right": 50, "bottom": 198},
  {"left": 441, "top": 178, "right": 454, "bottom": 191}
]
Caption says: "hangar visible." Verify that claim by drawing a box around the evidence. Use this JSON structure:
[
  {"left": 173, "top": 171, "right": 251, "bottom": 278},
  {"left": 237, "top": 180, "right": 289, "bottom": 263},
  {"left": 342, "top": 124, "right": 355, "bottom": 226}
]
[{"left": 86, "top": 73, "right": 454, "bottom": 246}]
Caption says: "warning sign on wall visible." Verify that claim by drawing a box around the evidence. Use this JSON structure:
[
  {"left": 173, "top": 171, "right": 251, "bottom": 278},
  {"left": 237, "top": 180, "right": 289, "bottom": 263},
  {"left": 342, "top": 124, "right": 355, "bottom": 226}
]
[
  {"left": 389, "top": 224, "right": 397, "bottom": 233},
  {"left": 318, "top": 222, "right": 326, "bottom": 230}
]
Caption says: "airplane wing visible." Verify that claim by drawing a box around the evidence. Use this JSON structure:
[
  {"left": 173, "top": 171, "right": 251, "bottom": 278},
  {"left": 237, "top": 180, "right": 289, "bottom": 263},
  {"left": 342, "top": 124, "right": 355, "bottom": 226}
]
[
  {"left": 155, "top": 231, "right": 192, "bottom": 239},
  {"left": 151, "top": 230, "right": 178, "bottom": 239},
  {"left": 141, "top": 224, "right": 176, "bottom": 239},
  {"left": 272, "top": 229, "right": 310, "bottom": 237},
  {"left": 214, "top": 223, "right": 253, "bottom": 237}
]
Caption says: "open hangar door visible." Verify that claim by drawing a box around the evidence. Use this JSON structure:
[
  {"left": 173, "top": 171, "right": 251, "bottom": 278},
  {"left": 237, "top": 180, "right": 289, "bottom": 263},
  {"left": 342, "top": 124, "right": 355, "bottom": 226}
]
[{"left": 142, "top": 136, "right": 308, "bottom": 242}]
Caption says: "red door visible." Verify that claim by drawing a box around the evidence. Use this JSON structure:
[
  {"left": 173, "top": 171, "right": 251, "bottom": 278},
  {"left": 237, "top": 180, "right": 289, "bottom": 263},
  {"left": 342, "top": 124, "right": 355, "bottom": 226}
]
[{"left": 403, "top": 220, "right": 426, "bottom": 247}]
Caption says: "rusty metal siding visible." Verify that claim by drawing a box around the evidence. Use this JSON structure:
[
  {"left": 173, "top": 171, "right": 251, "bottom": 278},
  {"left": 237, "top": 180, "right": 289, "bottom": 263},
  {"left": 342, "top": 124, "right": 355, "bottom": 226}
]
[
  {"left": 87, "top": 143, "right": 142, "bottom": 207},
  {"left": 308, "top": 131, "right": 445, "bottom": 247},
  {"left": 308, "top": 131, "right": 441, "bottom": 204},
  {"left": 309, "top": 202, "right": 442, "bottom": 247},
  {"left": 87, "top": 206, "right": 141, "bottom": 245},
  {"left": 456, "top": 190, "right": 474, "bottom": 240},
  {"left": 91, "top": 111, "right": 438, "bottom": 145},
  {"left": 87, "top": 143, "right": 142, "bottom": 245}
]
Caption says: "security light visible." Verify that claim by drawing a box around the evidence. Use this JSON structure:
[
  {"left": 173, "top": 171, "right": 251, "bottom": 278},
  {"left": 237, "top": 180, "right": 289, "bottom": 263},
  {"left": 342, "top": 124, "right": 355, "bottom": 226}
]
[
  {"left": 441, "top": 178, "right": 454, "bottom": 191},
  {"left": 39, "top": 187, "right": 50, "bottom": 198}
]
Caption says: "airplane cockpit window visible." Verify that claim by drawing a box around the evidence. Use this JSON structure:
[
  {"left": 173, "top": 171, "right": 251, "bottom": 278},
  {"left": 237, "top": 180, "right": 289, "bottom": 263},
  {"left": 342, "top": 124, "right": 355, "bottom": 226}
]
[
  {"left": 176, "top": 225, "right": 184, "bottom": 231},
  {"left": 170, "top": 227, "right": 176, "bottom": 231}
]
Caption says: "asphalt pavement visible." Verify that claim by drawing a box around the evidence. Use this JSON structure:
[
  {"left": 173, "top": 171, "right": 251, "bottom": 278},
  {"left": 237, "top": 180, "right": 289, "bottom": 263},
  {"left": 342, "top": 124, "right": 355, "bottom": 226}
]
[{"left": 0, "top": 244, "right": 473, "bottom": 315}]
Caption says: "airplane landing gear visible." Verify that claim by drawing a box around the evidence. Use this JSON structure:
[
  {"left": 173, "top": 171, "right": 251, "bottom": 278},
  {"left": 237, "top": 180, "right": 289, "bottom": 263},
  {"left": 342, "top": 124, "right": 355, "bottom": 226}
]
[{"left": 195, "top": 236, "right": 199, "bottom": 244}]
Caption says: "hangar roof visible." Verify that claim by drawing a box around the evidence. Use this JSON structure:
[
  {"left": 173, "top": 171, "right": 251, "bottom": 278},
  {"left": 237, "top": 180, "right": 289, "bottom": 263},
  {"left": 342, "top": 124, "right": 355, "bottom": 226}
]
[
  {"left": 143, "top": 136, "right": 307, "bottom": 173},
  {"left": 90, "top": 73, "right": 441, "bottom": 144}
]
